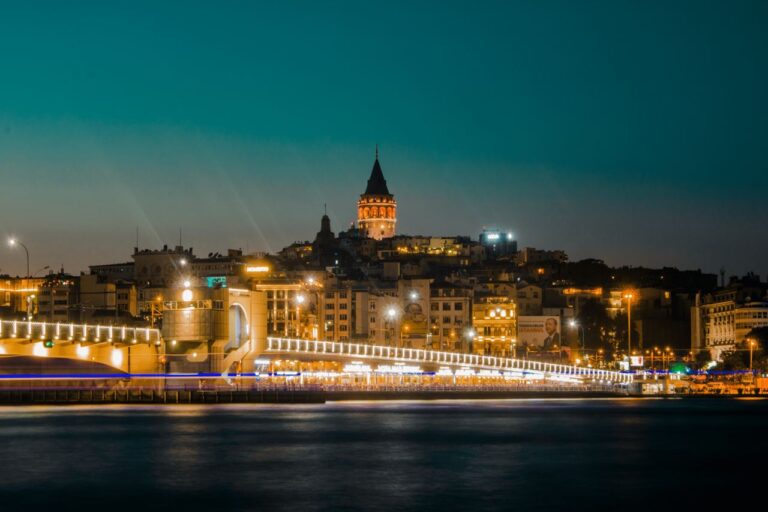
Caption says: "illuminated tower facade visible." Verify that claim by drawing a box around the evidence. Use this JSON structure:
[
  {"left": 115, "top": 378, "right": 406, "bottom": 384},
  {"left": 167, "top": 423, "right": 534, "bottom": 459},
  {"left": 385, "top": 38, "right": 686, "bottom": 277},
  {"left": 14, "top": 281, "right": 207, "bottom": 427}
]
[{"left": 357, "top": 149, "right": 396, "bottom": 240}]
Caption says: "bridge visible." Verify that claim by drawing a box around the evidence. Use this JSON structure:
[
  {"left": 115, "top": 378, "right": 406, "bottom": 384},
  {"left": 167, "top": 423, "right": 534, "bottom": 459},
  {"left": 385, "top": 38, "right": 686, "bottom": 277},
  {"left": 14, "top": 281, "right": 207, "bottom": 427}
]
[
  {"left": 0, "top": 319, "right": 161, "bottom": 345},
  {"left": 0, "top": 319, "right": 162, "bottom": 372},
  {"left": 264, "top": 337, "right": 633, "bottom": 385},
  {"left": 0, "top": 321, "right": 633, "bottom": 386}
]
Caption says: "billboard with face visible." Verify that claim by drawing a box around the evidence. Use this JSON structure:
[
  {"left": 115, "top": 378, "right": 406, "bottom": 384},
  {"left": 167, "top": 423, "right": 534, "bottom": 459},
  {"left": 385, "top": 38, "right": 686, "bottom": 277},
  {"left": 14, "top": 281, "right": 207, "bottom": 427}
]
[{"left": 518, "top": 316, "right": 561, "bottom": 350}]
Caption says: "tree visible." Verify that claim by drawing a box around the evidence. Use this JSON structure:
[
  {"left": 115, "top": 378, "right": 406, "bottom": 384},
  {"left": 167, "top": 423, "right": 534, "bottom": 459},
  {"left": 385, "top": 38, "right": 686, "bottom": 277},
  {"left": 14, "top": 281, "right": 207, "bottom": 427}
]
[
  {"left": 612, "top": 312, "right": 639, "bottom": 355},
  {"left": 719, "top": 339, "right": 768, "bottom": 372},
  {"left": 576, "top": 299, "right": 614, "bottom": 351},
  {"left": 747, "top": 327, "right": 768, "bottom": 346},
  {"left": 692, "top": 350, "right": 712, "bottom": 371}
]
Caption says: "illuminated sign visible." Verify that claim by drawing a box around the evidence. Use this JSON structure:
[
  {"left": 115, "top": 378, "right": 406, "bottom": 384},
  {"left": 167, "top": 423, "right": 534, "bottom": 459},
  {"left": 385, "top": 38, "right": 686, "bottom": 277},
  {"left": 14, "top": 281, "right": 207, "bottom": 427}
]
[
  {"left": 206, "top": 276, "right": 227, "bottom": 288},
  {"left": 246, "top": 265, "right": 270, "bottom": 273},
  {"left": 343, "top": 363, "right": 372, "bottom": 374}
]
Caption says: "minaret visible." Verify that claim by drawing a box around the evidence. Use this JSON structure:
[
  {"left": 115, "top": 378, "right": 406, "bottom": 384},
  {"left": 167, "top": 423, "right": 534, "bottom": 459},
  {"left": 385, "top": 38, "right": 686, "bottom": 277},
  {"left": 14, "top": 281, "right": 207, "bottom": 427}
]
[{"left": 357, "top": 147, "right": 396, "bottom": 240}]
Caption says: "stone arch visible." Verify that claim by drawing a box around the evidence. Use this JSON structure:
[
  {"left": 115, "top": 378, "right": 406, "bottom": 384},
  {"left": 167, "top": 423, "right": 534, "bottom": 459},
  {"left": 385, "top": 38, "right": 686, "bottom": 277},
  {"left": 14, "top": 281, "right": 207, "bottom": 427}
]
[{"left": 225, "top": 302, "right": 249, "bottom": 352}]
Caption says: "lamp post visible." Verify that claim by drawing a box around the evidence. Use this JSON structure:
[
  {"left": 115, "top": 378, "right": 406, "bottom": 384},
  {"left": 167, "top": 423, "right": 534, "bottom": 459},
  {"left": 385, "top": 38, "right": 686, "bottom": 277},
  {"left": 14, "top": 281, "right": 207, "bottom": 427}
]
[
  {"left": 465, "top": 327, "right": 476, "bottom": 354},
  {"left": 295, "top": 294, "right": 306, "bottom": 338},
  {"left": 749, "top": 339, "right": 756, "bottom": 373},
  {"left": 386, "top": 307, "right": 398, "bottom": 347},
  {"left": 301, "top": 277, "right": 323, "bottom": 340},
  {"left": 8, "top": 238, "right": 30, "bottom": 278},
  {"left": 623, "top": 292, "right": 634, "bottom": 357},
  {"left": 569, "top": 319, "right": 585, "bottom": 354}
]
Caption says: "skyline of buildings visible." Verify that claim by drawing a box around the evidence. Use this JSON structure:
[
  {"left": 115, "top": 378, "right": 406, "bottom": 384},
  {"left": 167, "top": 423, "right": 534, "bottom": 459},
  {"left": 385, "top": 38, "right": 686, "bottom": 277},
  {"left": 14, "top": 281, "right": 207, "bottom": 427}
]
[
  {"left": 2, "top": 147, "right": 764, "bottom": 280},
  {"left": 2, "top": 154, "right": 766, "bottom": 369}
]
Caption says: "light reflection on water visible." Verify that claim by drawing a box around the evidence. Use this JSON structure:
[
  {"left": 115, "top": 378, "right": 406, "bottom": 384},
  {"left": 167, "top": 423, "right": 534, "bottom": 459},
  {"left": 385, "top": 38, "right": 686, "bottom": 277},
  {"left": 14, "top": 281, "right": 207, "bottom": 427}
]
[{"left": 0, "top": 399, "right": 766, "bottom": 512}]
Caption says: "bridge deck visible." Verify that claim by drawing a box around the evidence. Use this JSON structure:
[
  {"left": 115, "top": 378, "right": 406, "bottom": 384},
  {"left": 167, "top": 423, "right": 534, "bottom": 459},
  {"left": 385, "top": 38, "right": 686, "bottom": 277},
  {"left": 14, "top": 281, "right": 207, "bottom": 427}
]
[
  {"left": 265, "top": 337, "right": 633, "bottom": 384},
  {"left": 0, "top": 319, "right": 161, "bottom": 345}
]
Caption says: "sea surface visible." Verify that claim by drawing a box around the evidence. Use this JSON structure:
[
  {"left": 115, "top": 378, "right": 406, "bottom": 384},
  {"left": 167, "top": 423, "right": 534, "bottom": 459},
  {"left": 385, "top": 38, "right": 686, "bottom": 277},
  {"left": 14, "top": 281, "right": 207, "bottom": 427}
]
[{"left": 0, "top": 398, "right": 765, "bottom": 511}]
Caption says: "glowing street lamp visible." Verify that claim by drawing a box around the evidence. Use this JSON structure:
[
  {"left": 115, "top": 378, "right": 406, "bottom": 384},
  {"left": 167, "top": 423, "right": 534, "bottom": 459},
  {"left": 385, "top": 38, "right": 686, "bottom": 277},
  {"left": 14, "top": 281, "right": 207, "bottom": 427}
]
[
  {"left": 294, "top": 294, "right": 307, "bottom": 338},
  {"left": 465, "top": 328, "right": 477, "bottom": 353},
  {"left": 569, "top": 319, "right": 585, "bottom": 353},
  {"left": 8, "top": 238, "right": 30, "bottom": 278},
  {"left": 385, "top": 307, "right": 399, "bottom": 347},
  {"left": 623, "top": 291, "right": 635, "bottom": 357},
  {"left": 749, "top": 338, "right": 757, "bottom": 373}
]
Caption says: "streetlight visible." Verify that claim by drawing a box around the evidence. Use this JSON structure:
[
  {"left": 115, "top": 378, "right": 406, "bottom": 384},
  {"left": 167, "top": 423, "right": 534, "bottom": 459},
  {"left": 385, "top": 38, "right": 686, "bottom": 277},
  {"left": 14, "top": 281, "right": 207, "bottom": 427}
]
[
  {"left": 301, "top": 277, "right": 322, "bottom": 339},
  {"left": 465, "top": 327, "right": 476, "bottom": 354},
  {"left": 33, "top": 265, "right": 50, "bottom": 277},
  {"left": 8, "top": 238, "right": 30, "bottom": 278},
  {"left": 569, "top": 319, "right": 585, "bottom": 354},
  {"left": 295, "top": 294, "right": 306, "bottom": 338},
  {"left": 656, "top": 346, "right": 672, "bottom": 371},
  {"left": 386, "top": 307, "right": 398, "bottom": 347},
  {"left": 749, "top": 339, "right": 757, "bottom": 373},
  {"left": 623, "top": 292, "right": 634, "bottom": 357}
]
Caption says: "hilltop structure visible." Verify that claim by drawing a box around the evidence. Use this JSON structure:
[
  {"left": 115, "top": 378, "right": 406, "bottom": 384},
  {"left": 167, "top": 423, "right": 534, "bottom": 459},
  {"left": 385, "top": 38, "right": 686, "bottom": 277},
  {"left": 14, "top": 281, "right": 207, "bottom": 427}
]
[{"left": 357, "top": 148, "right": 396, "bottom": 240}]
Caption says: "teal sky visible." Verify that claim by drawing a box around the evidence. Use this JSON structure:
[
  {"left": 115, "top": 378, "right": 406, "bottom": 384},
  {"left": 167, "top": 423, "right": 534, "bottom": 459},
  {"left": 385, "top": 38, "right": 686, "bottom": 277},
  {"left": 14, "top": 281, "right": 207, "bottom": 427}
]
[{"left": 1, "top": 0, "right": 766, "bottom": 277}]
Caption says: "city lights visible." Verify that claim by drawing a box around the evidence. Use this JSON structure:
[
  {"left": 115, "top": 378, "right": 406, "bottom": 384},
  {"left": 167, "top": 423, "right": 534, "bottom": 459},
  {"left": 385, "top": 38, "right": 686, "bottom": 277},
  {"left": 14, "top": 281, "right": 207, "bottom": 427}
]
[
  {"left": 0, "top": 7, "right": 765, "bottom": 510},
  {"left": 7, "top": 237, "right": 30, "bottom": 277}
]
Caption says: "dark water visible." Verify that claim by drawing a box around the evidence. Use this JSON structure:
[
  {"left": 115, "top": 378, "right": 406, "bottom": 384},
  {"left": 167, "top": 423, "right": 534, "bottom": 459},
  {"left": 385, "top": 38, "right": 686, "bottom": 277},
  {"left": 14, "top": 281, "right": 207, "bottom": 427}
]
[{"left": 0, "top": 398, "right": 766, "bottom": 511}]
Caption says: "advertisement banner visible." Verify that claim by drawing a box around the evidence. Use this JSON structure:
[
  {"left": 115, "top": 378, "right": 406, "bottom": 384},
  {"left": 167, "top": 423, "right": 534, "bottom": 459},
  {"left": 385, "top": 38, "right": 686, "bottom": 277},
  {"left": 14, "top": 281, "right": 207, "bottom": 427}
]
[{"left": 518, "top": 316, "right": 562, "bottom": 350}]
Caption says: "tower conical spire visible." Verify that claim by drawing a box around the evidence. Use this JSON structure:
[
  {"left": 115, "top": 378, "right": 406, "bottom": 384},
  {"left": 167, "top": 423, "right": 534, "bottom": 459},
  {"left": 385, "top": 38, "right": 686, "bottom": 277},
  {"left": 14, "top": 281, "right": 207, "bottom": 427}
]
[
  {"left": 357, "top": 146, "right": 397, "bottom": 240},
  {"left": 364, "top": 147, "right": 390, "bottom": 196}
]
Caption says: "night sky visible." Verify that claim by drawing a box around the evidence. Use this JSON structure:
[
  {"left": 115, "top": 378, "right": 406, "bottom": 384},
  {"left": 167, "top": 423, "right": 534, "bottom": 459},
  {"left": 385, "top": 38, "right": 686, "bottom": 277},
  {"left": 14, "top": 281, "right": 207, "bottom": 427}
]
[{"left": 1, "top": 1, "right": 766, "bottom": 277}]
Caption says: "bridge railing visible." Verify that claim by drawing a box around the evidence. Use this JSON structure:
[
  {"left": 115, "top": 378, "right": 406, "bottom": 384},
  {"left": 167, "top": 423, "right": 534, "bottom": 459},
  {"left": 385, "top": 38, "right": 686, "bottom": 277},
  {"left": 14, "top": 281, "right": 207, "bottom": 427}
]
[
  {"left": 0, "top": 319, "right": 161, "bottom": 345},
  {"left": 265, "top": 337, "right": 633, "bottom": 384}
]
